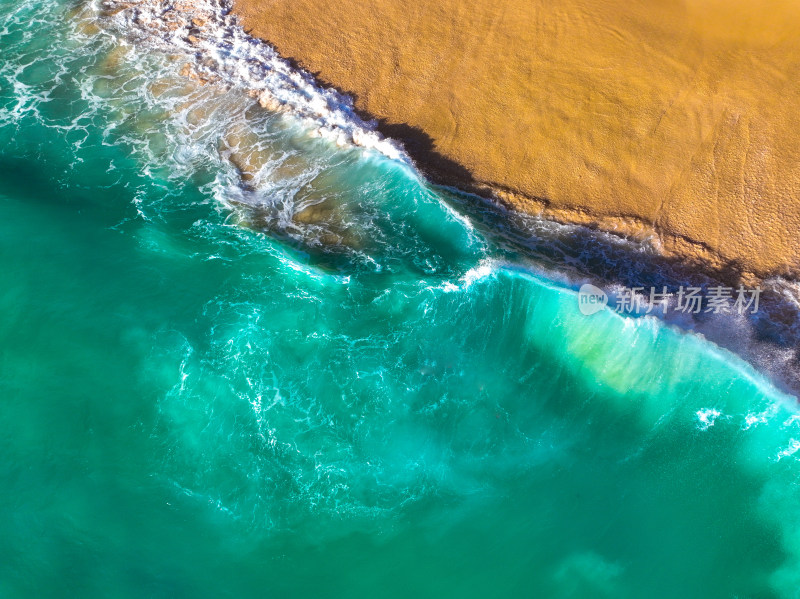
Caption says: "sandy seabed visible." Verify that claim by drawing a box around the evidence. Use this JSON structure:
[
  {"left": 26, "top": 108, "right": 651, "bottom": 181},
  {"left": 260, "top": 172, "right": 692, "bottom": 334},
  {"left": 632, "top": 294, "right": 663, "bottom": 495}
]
[{"left": 233, "top": 0, "right": 800, "bottom": 281}]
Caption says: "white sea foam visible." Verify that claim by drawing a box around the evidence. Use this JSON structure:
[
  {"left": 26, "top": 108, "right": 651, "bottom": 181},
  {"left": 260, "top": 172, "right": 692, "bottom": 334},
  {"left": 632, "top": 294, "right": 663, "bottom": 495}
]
[
  {"left": 696, "top": 408, "right": 723, "bottom": 431},
  {"left": 97, "top": 0, "right": 410, "bottom": 164},
  {"left": 776, "top": 439, "right": 800, "bottom": 462},
  {"left": 462, "top": 258, "right": 498, "bottom": 288},
  {"left": 743, "top": 402, "right": 782, "bottom": 430}
]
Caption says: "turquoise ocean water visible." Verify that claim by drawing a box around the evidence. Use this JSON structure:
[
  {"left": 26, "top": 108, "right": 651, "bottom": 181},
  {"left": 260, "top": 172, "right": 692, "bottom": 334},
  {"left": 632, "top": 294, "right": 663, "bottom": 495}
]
[{"left": 2, "top": 1, "right": 800, "bottom": 597}]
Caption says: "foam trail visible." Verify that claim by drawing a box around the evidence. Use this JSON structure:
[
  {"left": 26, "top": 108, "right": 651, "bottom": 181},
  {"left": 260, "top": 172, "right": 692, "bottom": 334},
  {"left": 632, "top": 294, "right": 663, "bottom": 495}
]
[{"left": 96, "top": 0, "right": 410, "bottom": 163}]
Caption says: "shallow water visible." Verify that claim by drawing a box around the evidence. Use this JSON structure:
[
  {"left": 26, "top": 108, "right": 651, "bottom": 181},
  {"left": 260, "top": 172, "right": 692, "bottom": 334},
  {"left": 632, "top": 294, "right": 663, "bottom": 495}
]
[{"left": 2, "top": 2, "right": 800, "bottom": 597}]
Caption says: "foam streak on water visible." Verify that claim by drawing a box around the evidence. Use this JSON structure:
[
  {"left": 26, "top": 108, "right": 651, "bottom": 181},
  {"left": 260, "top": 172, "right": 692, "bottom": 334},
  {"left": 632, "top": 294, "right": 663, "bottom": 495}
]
[{"left": 100, "top": 0, "right": 409, "bottom": 162}]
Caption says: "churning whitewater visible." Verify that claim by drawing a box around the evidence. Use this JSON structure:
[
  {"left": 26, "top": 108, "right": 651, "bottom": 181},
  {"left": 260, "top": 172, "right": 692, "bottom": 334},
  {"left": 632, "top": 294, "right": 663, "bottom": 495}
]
[{"left": 98, "top": 0, "right": 409, "bottom": 161}]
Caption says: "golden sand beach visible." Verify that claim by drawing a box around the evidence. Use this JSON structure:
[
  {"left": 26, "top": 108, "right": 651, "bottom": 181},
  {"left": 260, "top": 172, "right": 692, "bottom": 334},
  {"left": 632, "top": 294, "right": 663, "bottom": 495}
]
[{"left": 232, "top": 0, "right": 800, "bottom": 281}]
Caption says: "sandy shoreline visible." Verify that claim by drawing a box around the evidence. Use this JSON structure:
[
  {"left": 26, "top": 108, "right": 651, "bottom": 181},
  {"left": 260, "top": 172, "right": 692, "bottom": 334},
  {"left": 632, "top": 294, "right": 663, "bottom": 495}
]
[
  {"left": 231, "top": 0, "right": 800, "bottom": 283},
  {"left": 80, "top": 0, "right": 799, "bottom": 394}
]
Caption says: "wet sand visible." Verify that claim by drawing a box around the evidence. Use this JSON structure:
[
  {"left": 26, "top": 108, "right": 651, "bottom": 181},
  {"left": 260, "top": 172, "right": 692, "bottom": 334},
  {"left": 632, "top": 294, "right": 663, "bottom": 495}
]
[{"left": 232, "top": 0, "right": 800, "bottom": 281}]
